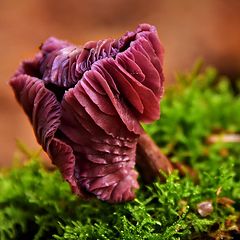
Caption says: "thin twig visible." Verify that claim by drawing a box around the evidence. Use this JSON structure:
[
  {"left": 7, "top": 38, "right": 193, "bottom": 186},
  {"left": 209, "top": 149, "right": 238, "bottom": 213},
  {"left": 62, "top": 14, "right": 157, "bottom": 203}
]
[{"left": 207, "top": 133, "right": 240, "bottom": 144}]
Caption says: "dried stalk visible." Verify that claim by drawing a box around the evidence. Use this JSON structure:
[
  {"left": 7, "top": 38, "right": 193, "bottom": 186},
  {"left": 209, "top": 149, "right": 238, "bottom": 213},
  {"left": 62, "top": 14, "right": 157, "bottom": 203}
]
[{"left": 207, "top": 133, "right": 240, "bottom": 144}]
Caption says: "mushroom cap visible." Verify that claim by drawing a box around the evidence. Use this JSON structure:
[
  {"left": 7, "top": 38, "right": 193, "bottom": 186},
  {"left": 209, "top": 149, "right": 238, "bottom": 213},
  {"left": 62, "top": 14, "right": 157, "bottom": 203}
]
[{"left": 10, "top": 23, "right": 164, "bottom": 203}]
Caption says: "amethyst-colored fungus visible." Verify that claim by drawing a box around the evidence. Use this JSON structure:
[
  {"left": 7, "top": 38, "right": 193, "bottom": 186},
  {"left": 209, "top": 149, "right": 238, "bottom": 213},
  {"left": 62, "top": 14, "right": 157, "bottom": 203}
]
[{"left": 10, "top": 24, "right": 164, "bottom": 203}]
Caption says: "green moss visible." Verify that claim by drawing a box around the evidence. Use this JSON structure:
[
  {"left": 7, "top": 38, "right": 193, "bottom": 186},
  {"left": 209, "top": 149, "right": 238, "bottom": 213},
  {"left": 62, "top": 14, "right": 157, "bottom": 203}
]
[{"left": 1, "top": 65, "right": 239, "bottom": 239}]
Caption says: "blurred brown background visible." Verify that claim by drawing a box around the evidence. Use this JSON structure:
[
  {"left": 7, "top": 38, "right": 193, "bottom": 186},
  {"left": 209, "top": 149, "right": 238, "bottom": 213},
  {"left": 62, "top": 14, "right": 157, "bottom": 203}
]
[{"left": 1, "top": 0, "right": 240, "bottom": 166}]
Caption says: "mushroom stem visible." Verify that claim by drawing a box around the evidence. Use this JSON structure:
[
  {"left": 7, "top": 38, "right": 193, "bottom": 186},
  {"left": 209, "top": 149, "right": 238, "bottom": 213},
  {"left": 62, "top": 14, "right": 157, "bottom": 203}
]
[{"left": 136, "top": 132, "right": 173, "bottom": 183}]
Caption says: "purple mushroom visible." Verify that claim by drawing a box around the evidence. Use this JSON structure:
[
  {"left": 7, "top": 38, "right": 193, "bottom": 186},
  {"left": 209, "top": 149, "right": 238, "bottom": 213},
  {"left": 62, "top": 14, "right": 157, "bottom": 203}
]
[{"left": 10, "top": 24, "right": 164, "bottom": 203}]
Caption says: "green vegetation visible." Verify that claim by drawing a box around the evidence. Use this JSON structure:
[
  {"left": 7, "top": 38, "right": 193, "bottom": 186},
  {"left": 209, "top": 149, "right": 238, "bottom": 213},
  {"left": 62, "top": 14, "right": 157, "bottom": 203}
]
[{"left": 1, "top": 65, "right": 239, "bottom": 239}]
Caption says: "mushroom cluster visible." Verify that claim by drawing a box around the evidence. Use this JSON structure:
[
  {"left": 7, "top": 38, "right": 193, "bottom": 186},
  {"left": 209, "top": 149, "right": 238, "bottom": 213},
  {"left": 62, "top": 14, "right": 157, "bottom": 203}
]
[{"left": 10, "top": 24, "right": 164, "bottom": 203}]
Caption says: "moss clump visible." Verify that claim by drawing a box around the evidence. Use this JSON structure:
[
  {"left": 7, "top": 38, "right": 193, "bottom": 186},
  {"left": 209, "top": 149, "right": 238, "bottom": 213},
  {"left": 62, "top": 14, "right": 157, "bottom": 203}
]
[{"left": 1, "top": 65, "right": 240, "bottom": 239}]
